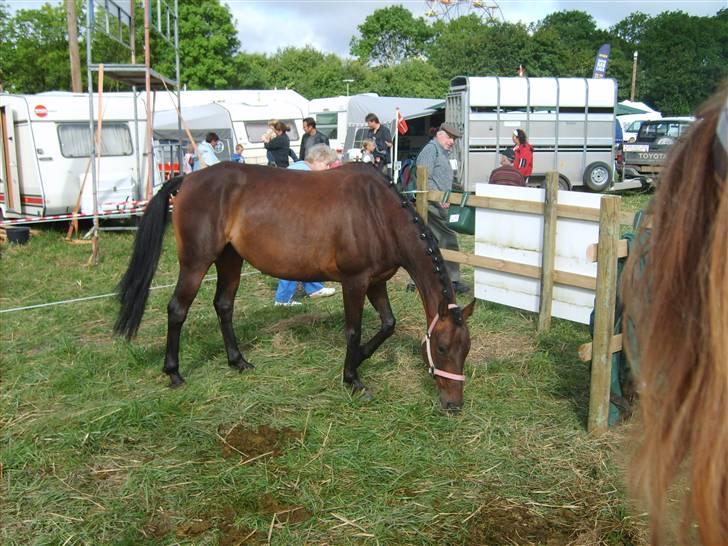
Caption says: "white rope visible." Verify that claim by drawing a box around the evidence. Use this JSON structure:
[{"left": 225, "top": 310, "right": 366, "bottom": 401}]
[{"left": 0, "top": 271, "right": 261, "bottom": 314}]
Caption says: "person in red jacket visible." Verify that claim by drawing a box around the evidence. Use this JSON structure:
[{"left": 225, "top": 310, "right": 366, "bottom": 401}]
[{"left": 512, "top": 129, "right": 534, "bottom": 179}]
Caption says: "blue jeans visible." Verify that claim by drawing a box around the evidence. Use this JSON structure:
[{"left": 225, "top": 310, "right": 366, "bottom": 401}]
[{"left": 275, "top": 280, "right": 324, "bottom": 303}]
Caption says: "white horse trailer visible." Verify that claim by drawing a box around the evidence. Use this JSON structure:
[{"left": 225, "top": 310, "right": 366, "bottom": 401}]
[
  {"left": 0, "top": 92, "right": 156, "bottom": 219},
  {"left": 446, "top": 77, "right": 618, "bottom": 192}
]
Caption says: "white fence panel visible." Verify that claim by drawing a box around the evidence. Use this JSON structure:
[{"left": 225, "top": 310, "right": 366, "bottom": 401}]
[{"left": 473, "top": 184, "right": 602, "bottom": 324}]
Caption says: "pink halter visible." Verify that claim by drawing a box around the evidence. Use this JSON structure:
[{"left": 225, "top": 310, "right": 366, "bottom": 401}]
[{"left": 422, "top": 304, "right": 466, "bottom": 382}]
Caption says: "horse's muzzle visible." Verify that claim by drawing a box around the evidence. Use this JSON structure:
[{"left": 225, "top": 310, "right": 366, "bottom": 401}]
[{"left": 443, "top": 400, "right": 462, "bottom": 412}]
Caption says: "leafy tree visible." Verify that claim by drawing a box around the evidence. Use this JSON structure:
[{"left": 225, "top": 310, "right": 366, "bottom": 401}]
[
  {"left": 363, "top": 59, "right": 448, "bottom": 98},
  {"left": 610, "top": 11, "right": 652, "bottom": 47},
  {"left": 230, "top": 52, "right": 271, "bottom": 89},
  {"left": 638, "top": 11, "right": 728, "bottom": 113},
  {"left": 1, "top": 3, "right": 71, "bottom": 93},
  {"left": 350, "top": 5, "right": 434, "bottom": 66},
  {"left": 428, "top": 16, "right": 530, "bottom": 79},
  {"left": 530, "top": 11, "right": 604, "bottom": 76},
  {"left": 264, "top": 47, "right": 342, "bottom": 98},
  {"left": 151, "top": 0, "right": 240, "bottom": 89},
  {"left": 0, "top": 0, "right": 10, "bottom": 88}
]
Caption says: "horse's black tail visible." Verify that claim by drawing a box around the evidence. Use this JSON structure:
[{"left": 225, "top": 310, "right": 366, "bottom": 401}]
[{"left": 114, "top": 175, "right": 185, "bottom": 340}]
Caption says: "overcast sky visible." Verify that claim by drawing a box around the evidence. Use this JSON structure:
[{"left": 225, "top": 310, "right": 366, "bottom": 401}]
[{"left": 7, "top": 0, "right": 726, "bottom": 57}]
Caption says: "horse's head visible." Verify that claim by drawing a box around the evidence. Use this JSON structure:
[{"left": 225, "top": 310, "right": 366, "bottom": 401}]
[{"left": 421, "top": 299, "right": 476, "bottom": 411}]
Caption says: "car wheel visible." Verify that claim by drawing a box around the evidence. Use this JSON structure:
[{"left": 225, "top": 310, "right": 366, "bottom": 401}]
[{"left": 583, "top": 162, "right": 612, "bottom": 192}]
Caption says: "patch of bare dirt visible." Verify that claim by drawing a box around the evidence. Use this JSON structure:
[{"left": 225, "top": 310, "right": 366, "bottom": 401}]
[
  {"left": 176, "top": 518, "right": 213, "bottom": 537},
  {"left": 218, "top": 506, "right": 264, "bottom": 546},
  {"left": 218, "top": 423, "right": 299, "bottom": 459},
  {"left": 467, "top": 500, "right": 575, "bottom": 545},
  {"left": 257, "top": 492, "right": 312, "bottom": 524},
  {"left": 465, "top": 495, "right": 647, "bottom": 546}
]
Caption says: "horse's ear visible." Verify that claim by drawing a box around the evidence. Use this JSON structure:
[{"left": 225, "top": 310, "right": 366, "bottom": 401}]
[
  {"left": 438, "top": 299, "right": 449, "bottom": 319},
  {"left": 462, "top": 299, "right": 476, "bottom": 321}
]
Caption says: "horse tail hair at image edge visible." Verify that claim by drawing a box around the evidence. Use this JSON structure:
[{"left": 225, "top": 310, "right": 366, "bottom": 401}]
[{"left": 114, "top": 175, "right": 185, "bottom": 340}]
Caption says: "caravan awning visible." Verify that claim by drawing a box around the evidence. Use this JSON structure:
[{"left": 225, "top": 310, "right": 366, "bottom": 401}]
[
  {"left": 346, "top": 95, "right": 444, "bottom": 126},
  {"left": 153, "top": 103, "right": 235, "bottom": 144},
  {"left": 616, "top": 100, "right": 659, "bottom": 116}
]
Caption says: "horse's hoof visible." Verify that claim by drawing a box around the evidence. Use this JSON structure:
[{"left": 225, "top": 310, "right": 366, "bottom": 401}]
[
  {"left": 357, "top": 389, "right": 374, "bottom": 402},
  {"left": 230, "top": 359, "right": 254, "bottom": 372},
  {"left": 168, "top": 375, "right": 185, "bottom": 388},
  {"left": 351, "top": 383, "right": 373, "bottom": 401}
]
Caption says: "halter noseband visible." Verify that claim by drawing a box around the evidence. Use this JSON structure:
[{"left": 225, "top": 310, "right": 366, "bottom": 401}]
[{"left": 422, "top": 304, "right": 466, "bottom": 382}]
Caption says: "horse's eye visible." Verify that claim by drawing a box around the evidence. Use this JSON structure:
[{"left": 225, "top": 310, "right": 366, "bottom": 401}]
[{"left": 437, "top": 345, "right": 447, "bottom": 355}]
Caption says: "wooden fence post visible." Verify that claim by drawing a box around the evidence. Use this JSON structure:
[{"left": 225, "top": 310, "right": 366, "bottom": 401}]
[
  {"left": 416, "top": 166, "right": 428, "bottom": 222},
  {"left": 588, "top": 195, "right": 620, "bottom": 434},
  {"left": 538, "top": 172, "right": 559, "bottom": 333}
]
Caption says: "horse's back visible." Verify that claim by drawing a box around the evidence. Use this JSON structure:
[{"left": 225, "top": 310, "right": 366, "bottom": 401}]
[{"left": 172, "top": 163, "right": 403, "bottom": 280}]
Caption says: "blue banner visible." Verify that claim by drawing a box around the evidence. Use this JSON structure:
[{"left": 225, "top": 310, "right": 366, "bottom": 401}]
[{"left": 592, "top": 44, "right": 611, "bottom": 79}]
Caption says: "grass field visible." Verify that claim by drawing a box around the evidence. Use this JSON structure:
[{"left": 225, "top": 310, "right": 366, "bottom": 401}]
[{"left": 0, "top": 191, "right": 651, "bottom": 545}]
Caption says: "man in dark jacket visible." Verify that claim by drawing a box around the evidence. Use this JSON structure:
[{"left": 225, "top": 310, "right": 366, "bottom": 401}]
[
  {"left": 365, "top": 113, "right": 392, "bottom": 175},
  {"left": 489, "top": 148, "right": 526, "bottom": 186},
  {"left": 299, "top": 117, "right": 330, "bottom": 161}
]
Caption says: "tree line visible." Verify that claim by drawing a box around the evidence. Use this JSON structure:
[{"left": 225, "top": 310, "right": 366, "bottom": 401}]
[{"left": 1, "top": 1, "right": 726, "bottom": 114}]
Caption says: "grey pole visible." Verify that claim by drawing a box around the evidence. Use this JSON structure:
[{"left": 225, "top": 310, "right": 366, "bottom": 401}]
[{"left": 630, "top": 51, "right": 638, "bottom": 102}]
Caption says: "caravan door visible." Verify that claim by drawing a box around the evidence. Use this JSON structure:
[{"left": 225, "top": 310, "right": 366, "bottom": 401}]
[{"left": 0, "top": 106, "right": 21, "bottom": 214}]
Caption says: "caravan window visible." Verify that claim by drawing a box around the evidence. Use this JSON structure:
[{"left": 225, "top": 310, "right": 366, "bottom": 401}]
[
  {"left": 350, "top": 127, "right": 369, "bottom": 151},
  {"left": 57, "top": 123, "right": 133, "bottom": 158},
  {"left": 315, "top": 112, "right": 338, "bottom": 139},
  {"left": 244, "top": 120, "right": 300, "bottom": 143}
]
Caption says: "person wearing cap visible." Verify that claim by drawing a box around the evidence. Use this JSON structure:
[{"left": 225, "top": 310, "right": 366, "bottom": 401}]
[
  {"left": 489, "top": 148, "right": 526, "bottom": 186},
  {"left": 413, "top": 123, "right": 470, "bottom": 294},
  {"left": 512, "top": 129, "right": 534, "bottom": 179}
]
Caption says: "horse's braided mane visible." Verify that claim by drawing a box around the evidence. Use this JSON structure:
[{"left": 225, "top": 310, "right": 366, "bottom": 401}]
[{"left": 381, "top": 177, "right": 464, "bottom": 326}]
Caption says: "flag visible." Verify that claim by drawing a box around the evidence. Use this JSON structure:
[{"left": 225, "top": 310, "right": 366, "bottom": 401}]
[
  {"left": 592, "top": 44, "right": 611, "bottom": 79},
  {"left": 396, "top": 109, "right": 408, "bottom": 135}
]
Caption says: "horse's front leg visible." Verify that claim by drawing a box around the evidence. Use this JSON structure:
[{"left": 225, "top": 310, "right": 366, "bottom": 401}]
[
  {"left": 214, "top": 245, "right": 253, "bottom": 372},
  {"left": 341, "top": 279, "right": 369, "bottom": 394},
  {"left": 360, "top": 281, "right": 396, "bottom": 361}
]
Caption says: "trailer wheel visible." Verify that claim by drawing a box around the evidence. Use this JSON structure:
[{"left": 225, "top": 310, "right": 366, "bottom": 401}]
[
  {"left": 583, "top": 162, "right": 612, "bottom": 192},
  {"left": 558, "top": 176, "right": 570, "bottom": 191}
]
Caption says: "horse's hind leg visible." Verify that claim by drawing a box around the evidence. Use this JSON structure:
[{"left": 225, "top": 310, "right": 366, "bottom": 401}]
[
  {"left": 360, "top": 281, "right": 396, "bottom": 361},
  {"left": 214, "top": 244, "right": 253, "bottom": 372},
  {"left": 165, "top": 266, "right": 208, "bottom": 387}
]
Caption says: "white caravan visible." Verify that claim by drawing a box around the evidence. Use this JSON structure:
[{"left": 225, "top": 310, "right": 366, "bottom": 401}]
[
  {"left": 307, "top": 95, "right": 349, "bottom": 154},
  {"left": 307, "top": 95, "right": 382, "bottom": 155},
  {"left": 1, "top": 92, "right": 156, "bottom": 219},
  {"left": 150, "top": 89, "right": 308, "bottom": 166},
  {"left": 446, "top": 77, "right": 618, "bottom": 192}
]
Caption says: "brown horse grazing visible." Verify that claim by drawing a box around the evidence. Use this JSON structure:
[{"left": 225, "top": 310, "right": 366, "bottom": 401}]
[{"left": 114, "top": 162, "right": 474, "bottom": 409}]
